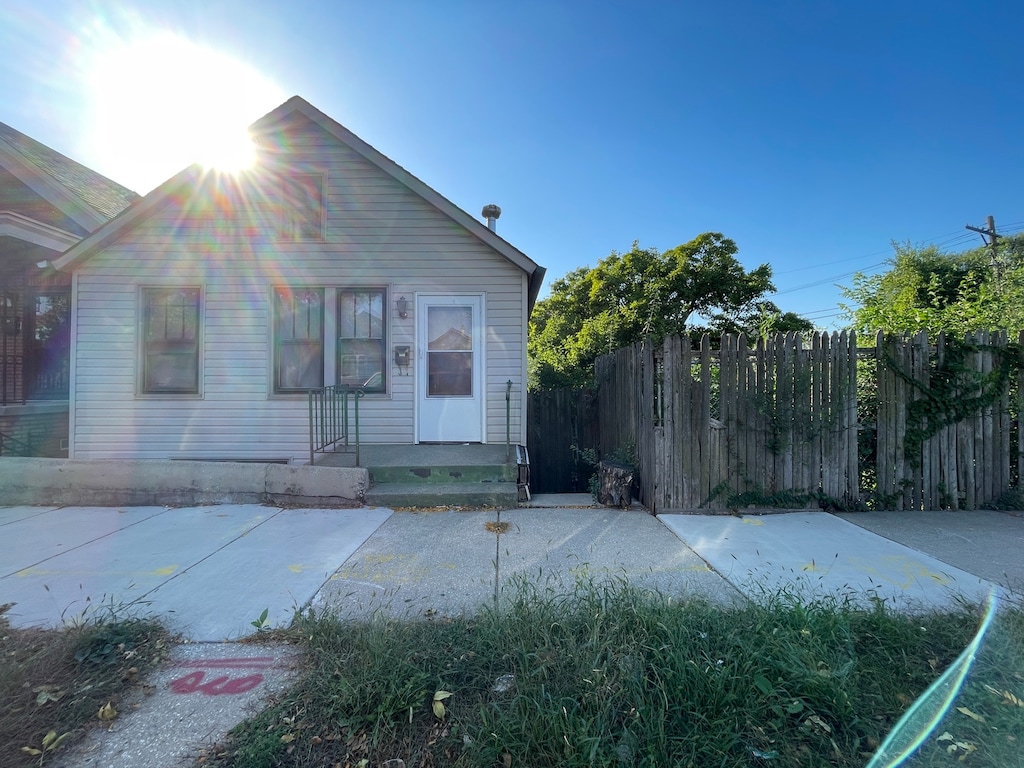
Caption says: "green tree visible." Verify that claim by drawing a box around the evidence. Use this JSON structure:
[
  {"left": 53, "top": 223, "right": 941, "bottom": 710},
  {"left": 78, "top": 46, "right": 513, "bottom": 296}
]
[
  {"left": 529, "top": 233, "right": 803, "bottom": 389},
  {"left": 842, "top": 234, "right": 1024, "bottom": 336}
]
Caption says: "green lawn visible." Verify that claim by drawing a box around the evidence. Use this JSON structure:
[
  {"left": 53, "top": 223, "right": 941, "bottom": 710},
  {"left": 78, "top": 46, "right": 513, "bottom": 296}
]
[{"left": 204, "top": 579, "right": 1023, "bottom": 768}]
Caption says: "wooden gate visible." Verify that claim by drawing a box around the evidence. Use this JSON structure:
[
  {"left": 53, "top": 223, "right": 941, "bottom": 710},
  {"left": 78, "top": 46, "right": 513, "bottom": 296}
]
[{"left": 526, "top": 388, "right": 599, "bottom": 493}]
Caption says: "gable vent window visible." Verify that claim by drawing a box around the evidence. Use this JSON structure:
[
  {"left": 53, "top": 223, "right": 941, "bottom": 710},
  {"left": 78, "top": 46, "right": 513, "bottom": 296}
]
[
  {"left": 278, "top": 173, "right": 324, "bottom": 241},
  {"left": 141, "top": 287, "right": 201, "bottom": 394}
]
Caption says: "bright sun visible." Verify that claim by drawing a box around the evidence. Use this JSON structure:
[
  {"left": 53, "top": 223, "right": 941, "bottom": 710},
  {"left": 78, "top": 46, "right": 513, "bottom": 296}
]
[{"left": 83, "top": 22, "right": 285, "bottom": 191}]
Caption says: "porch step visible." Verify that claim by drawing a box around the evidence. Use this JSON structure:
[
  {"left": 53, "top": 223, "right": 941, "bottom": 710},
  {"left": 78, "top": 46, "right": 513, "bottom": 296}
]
[
  {"left": 314, "top": 443, "right": 526, "bottom": 508},
  {"left": 364, "top": 481, "right": 518, "bottom": 509},
  {"left": 369, "top": 464, "right": 514, "bottom": 485}
]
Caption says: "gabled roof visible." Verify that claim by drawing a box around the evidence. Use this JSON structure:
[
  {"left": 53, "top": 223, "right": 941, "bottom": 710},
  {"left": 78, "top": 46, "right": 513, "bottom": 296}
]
[
  {"left": 0, "top": 121, "right": 139, "bottom": 231},
  {"left": 52, "top": 96, "right": 545, "bottom": 310}
]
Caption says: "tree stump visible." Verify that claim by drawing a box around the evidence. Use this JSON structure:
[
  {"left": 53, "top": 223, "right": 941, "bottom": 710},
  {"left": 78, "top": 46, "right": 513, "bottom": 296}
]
[{"left": 598, "top": 460, "right": 634, "bottom": 508}]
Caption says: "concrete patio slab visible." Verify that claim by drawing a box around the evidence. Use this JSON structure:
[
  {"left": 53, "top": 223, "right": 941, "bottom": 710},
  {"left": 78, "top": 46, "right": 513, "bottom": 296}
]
[
  {"left": 1, "top": 506, "right": 169, "bottom": 577},
  {"left": 141, "top": 507, "right": 392, "bottom": 640},
  {"left": 315, "top": 507, "right": 743, "bottom": 620},
  {"left": 0, "top": 504, "right": 392, "bottom": 640},
  {"left": 0, "top": 504, "right": 61, "bottom": 525},
  {"left": 659, "top": 510, "right": 998, "bottom": 611},
  {"left": 837, "top": 510, "right": 1024, "bottom": 594}
]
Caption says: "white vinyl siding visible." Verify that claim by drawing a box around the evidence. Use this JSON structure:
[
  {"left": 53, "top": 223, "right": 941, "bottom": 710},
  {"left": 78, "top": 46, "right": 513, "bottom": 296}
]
[{"left": 68, "top": 118, "right": 529, "bottom": 460}]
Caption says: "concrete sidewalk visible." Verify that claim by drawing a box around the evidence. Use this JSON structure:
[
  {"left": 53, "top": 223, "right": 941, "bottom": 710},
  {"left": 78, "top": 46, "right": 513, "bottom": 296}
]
[
  {"left": 0, "top": 504, "right": 392, "bottom": 641},
  {"left": 1, "top": 499, "right": 1019, "bottom": 768}
]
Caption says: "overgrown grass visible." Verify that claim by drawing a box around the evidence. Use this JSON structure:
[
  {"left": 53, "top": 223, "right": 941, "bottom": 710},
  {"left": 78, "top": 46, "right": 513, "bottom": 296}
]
[
  {"left": 204, "top": 581, "right": 1023, "bottom": 768},
  {"left": 0, "top": 603, "right": 169, "bottom": 767}
]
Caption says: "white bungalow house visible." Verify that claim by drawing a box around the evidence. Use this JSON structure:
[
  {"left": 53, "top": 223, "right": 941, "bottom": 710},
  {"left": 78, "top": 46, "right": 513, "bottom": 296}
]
[{"left": 52, "top": 96, "right": 544, "bottom": 465}]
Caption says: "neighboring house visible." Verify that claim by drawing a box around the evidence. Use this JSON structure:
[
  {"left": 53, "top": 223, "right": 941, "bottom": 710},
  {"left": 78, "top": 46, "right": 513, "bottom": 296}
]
[
  {"left": 0, "top": 121, "right": 138, "bottom": 455},
  {"left": 53, "top": 96, "right": 544, "bottom": 462}
]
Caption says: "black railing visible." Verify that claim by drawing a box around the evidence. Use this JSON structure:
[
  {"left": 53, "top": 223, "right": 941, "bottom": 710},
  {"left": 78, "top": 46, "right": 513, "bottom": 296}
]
[
  {"left": 30, "top": 364, "right": 70, "bottom": 399},
  {"left": 1, "top": 354, "right": 24, "bottom": 406},
  {"left": 308, "top": 387, "right": 364, "bottom": 465},
  {"left": 0, "top": 428, "right": 34, "bottom": 456}
]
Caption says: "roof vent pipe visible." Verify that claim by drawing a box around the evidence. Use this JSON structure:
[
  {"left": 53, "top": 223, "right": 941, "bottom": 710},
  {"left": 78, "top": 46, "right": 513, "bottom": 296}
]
[{"left": 482, "top": 203, "right": 501, "bottom": 232}]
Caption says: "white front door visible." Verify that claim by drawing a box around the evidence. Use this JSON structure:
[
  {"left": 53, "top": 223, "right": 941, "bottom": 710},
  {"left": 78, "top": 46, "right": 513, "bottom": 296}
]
[{"left": 416, "top": 294, "right": 484, "bottom": 443}]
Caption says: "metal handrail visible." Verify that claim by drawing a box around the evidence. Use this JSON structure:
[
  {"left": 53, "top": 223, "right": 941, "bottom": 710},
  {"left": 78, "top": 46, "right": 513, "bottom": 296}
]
[{"left": 308, "top": 387, "right": 364, "bottom": 465}]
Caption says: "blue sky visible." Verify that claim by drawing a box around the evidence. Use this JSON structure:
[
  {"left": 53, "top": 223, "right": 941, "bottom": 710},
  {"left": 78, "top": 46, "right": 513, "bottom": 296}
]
[{"left": 3, "top": 0, "right": 1022, "bottom": 326}]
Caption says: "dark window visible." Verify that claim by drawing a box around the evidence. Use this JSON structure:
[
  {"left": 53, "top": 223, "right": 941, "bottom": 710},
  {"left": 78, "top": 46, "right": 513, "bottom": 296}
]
[
  {"left": 274, "top": 287, "right": 324, "bottom": 392},
  {"left": 28, "top": 292, "right": 70, "bottom": 399},
  {"left": 278, "top": 174, "right": 324, "bottom": 241},
  {"left": 337, "top": 288, "right": 385, "bottom": 392},
  {"left": 141, "top": 287, "right": 201, "bottom": 394}
]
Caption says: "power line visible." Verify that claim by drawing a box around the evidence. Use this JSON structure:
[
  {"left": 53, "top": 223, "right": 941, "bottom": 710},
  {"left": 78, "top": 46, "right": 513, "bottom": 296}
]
[
  {"left": 771, "top": 223, "right": 1024, "bottom": 280},
  {"left": 772, "top": 247, "right": 898, "bottom": 275},
  {"left": 801, "top": 307, "right": 850, "bottom": 318},
  {"left": 770, "top": 261, "right": 890, "bottom": 296}
]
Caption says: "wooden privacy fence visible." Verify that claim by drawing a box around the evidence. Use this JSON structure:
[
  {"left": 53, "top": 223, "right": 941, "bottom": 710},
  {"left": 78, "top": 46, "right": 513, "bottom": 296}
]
[
  {"left": 596, "top": 332, "right": 859, "bottom": 511},
  {"left": 592, "top": 330, "right": 1023, "bottom": 512},
  {"left": 874, "top": 330, "right": 1018, "bottom": 511}
]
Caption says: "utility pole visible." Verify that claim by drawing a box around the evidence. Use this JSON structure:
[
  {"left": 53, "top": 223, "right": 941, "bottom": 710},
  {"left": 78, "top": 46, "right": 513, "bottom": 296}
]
[{"left": 965, "top": 215, "right": 1002, "bottom": 280}]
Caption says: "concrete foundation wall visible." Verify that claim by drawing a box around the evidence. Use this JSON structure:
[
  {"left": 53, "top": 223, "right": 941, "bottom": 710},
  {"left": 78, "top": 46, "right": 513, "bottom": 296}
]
[{"left": 0, "top": 458, "right": 368, "bottom": 508}]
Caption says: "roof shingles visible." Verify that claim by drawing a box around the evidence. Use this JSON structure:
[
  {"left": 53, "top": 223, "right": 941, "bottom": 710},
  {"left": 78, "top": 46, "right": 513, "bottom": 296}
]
[{"left": 0, "top": 121, "right": 138, "bottom": 221}]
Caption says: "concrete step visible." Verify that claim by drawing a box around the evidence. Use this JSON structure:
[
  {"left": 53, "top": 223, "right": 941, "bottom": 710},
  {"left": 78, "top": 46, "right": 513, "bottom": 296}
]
[
  {"left": 364, "top": 481, "right": 518, "bottom": 509},
  {"left": 369, "top": 463, "right": 514, "bottom": 485}
]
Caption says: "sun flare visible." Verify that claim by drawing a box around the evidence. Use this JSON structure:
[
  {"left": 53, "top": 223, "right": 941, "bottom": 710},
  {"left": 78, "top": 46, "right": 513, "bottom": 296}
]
[{"left": 82, "top": 21, "right": 284, "bottom": 190}]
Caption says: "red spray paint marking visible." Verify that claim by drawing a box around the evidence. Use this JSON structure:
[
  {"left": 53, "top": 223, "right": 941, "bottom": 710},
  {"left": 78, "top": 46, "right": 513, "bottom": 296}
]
[{"left": 168, "top": 657, "right": 281, "bottom": 696}]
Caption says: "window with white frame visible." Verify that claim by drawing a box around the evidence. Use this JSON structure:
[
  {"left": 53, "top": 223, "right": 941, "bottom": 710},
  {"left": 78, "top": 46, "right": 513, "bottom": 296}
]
[
  {"left": 140, "top": 287, "right": 201, "bottom": 394},
  {"left": 273, "top": 287, "right": 324, "bottom": 392},
  {"left": 337, "top": 288, "right": 386, "bottom": 393}
]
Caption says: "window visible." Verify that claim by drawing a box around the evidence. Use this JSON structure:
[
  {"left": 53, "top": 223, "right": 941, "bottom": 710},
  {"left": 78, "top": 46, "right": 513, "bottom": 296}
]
[
  {"left": 337, "top": 288, "right": 385, "bottom": 393},
  {"left": 274, "top": 287, "right": 324, "bottom": 392},
  {"left": 426, "top": 304, "right": 474, "bottom": 396},
  {"left": 28, "top": 291, "right": 70, "bottom": 399},
  {"left": 141, "top": 287, "right": 200, "bottom": 394},
  {"left": 278, "top": 174, "right": 324, "bottom": 240}
]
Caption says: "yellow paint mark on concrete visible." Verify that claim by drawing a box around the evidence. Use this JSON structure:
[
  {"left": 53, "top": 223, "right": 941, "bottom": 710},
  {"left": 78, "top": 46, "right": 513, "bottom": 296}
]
[
  {"left": 849, "top": 555, "right": 953, "bottom": 589},
  {"left": 15, "top": 568, "right": 50, "bottom": 578},
  {"left": 882, "top": 555, "right": 952, "bottom": 588},
  {"left": 741, "top": 517, "right": 765, "bottom": 526},
  {"left": 362, "top": 554, "right": 398, "bottom": 565},
  {"left": 288, "top": 564, "right": 305, "bottom": 573},
  {"left": 18, "top": 565, "right": 178, "bottom": 578}
]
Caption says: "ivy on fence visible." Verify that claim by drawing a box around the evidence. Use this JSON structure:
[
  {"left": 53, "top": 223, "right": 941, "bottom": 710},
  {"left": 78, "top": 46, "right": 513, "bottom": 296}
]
[{"left": 884, "top": 336, "right": 1022, "bottom": 467}]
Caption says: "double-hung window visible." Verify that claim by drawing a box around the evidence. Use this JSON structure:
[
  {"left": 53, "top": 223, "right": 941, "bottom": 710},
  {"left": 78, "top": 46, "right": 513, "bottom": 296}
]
[
  {"left": 273, "top": 287, "right": 324, "bottom": 392},
  {"left": 141, "top": 287, "right": 201, "bottom": 394},
  {"left": 337, "top": 288, "right": 386, "bottom": 393}
]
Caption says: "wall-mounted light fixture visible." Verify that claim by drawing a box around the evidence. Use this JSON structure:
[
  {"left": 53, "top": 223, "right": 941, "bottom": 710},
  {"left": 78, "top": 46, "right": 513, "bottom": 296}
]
[{"left": 396, "top": 295, "right": 409, "bottom": 319}]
